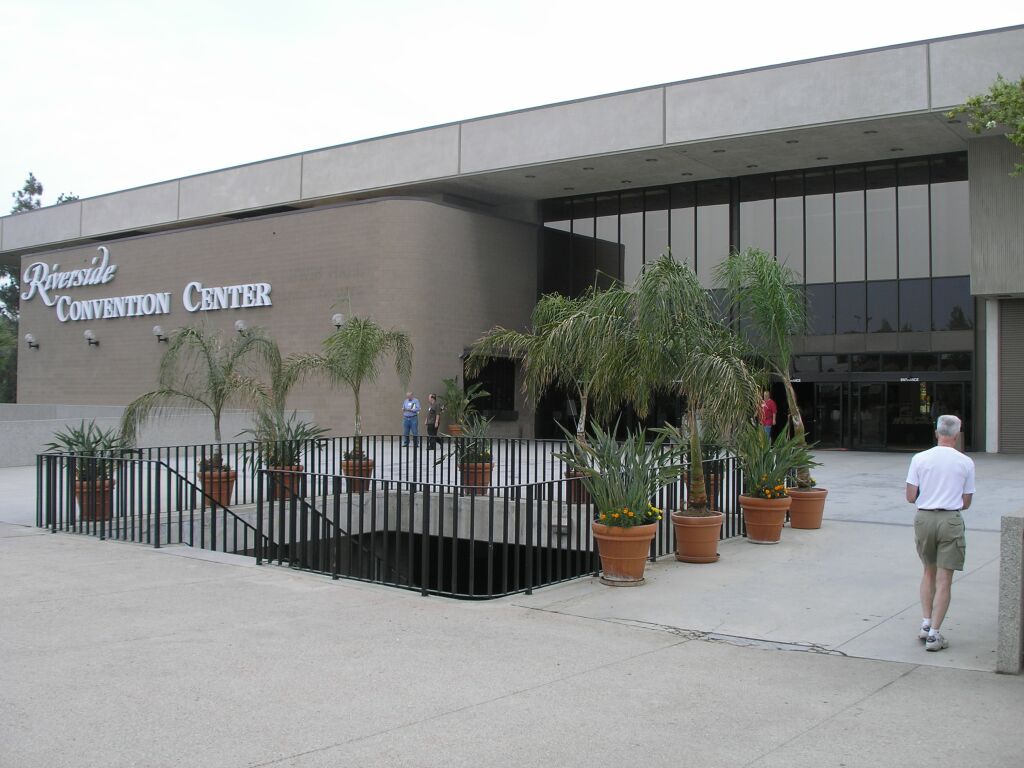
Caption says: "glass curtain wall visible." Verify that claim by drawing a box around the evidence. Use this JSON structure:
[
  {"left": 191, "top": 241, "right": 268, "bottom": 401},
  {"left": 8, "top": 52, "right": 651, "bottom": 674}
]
[{"left": 540, "top": 153, "right": 973, "bottom": 449}]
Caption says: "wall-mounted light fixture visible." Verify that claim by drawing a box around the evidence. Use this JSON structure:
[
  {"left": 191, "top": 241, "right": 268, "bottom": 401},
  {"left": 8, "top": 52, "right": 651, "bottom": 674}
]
[
  {"left": 332, "top": 313, "right": 345, "bottom": 329},
  {"left": 84, "top": 329, "right": 99, "bottom": 347},
  {"left": 152, "top": 325, "right": 168, "bottom": 343},
  {"left": 234, "top": 319, "right": 247, "bottom": 335},
  {"left": 24, "top": 333, "right": 39, "bottom": 350}
]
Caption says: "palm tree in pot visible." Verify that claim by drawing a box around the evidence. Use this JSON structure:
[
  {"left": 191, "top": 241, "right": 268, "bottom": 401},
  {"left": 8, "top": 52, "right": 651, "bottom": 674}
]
[
  {"left": 715, "top": 247, "right": 828, "bottom": 527},
  {"left": 121, "top": 325, "right": 275, "bottom": 507},
  {"left": 292, "top": 315, "right": 412, "bottom": 492},
  {"left": 632, "top": 254, "right": 760, "bottom": 562},
  {"left": 467, "top": 288, "right": 635, "bottom": 501},
  {"left": 439, "top": 376, "right": 488, "bottom": 437}
]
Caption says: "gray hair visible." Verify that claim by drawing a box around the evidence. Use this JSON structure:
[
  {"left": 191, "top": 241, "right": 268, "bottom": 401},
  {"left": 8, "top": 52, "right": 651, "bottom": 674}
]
[{"left": 936, "top": 414, "right": 961, "bottom": 438}]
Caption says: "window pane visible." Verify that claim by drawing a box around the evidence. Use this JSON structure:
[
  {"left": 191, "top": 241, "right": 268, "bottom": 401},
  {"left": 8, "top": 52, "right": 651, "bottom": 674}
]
[
  {"left": 867, "top": 280, "right": 898, "bottom": 333},
  {"left": 542, "top": 198, "right": 573, "bottom": 228},
  {"left": 899, "top": 278, "right": 930, "bottom": 332},
  {"left": 867, "top": 186, "right": 897, "bottom": 279},
  {"left": 910, "top": 353, "right": 938, "bottom": 372},
  {"left": 696, "top": 180, "right": 730, "bottom": 287},
  {"left": 621, "top": 191, "right": 644, "bottom": 286},
  {"left": 851, "top": 354, "right": 879, "bottom": 372},
  {"left": 776, "top": 195, "right": 804, "bottom": 280},
  {"left": 940, "top": 352, "right": 972, "bottom": 371},
  {"left": 821, "top": 355, "right": 848, "bottom": 373},
  {"left": 740, "top": 198, "right": 773, "bottom": 252},
  {"left": 805, "top": 283, "right": 835, "bottom": 335},
  {"left": 805, "top": 193, "right": 834, "bottom": 283},
  {"left": 932, "top": 276, "right": 974, "bottom": 331},
  {"left": 669, "top": 184, "right": 696, "bottom": 271},
  {"left": 931, "top": 180, "right": 970, "bottom": 276},
  {"left": 882, "top": 353, "right": 908, "bottom": 371},
  {"left": 793, "top": 355, "right": 819, "bottom": 373},
  {"left": 898, "top": 184, "right": 930, "bottom": 279},
  {"left": 644, "top": 189, "right": 670, "bottom": 265},
  {"left": 836, "top": 282, "right": 866, "bottom": 334},
  {"left": 836, "top": 190, "right": 865, "bottom": 281}
]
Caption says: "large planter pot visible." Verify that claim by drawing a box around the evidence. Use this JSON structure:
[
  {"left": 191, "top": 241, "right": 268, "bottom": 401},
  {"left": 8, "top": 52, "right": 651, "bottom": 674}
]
[
  {"left": 342, "top": 458, "right": 375, "bottom": 494},
  {"left": 671, "top": 510, "right": 724, "bottom": 563},
  {"left": 591, "top": 521, "right": 657, "bottom": 586},
  {"left": 788, "top": 487, "right": 828, "bottom": 529},
  {"left": 74, "top": 478, "right": 115, "bottom": 522},
  {"left": 565, "top": 469, "right": 590, "bottom": 505},
  {"left": 446, "top": 424, "right": 464, "bottom": 437},
  {"left": 200, "top": 469, "right": 237, "bottom": 508},
  {"left": 267, "top": 465, "right": 304, "bottom": 501},
  {"left": 459, "top": 462, "right": 493, "bottom": 496},
  {"left": 740, "top": 494, "right": 791, "bottom": 544}
]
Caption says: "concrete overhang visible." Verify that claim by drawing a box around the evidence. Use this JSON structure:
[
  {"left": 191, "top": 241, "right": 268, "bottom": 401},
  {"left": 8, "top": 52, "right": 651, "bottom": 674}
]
[{"left": 2, "top": 23, "right": 1021, "bottom": 264}]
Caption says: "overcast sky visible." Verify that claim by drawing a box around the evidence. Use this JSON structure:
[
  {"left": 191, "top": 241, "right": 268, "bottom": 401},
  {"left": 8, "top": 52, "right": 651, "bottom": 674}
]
[{"left": 2, "top": 1, "right": 1020, "bottom": 207}]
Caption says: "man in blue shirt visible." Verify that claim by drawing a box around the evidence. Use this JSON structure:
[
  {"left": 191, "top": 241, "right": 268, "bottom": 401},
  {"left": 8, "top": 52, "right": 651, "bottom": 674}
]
[{"left": 401, "top": 392, "right": 421, "bottom": 447}]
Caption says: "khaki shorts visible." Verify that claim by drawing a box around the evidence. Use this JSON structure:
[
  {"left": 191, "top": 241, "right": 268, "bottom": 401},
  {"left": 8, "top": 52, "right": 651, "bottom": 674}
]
[{"left": 914, "top": 509, "right": 966, "bottom": 571}]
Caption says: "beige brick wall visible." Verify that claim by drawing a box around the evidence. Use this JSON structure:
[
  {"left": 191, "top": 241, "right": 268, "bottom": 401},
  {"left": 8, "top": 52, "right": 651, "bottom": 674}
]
[{"left": 17, "top": 199, "right": 539, "bottom": 439}]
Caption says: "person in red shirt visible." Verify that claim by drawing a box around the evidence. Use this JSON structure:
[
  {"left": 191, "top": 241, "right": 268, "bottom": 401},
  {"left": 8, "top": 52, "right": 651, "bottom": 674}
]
[{"left": 759, "top": 390, "right": 777, "bottom": 439}]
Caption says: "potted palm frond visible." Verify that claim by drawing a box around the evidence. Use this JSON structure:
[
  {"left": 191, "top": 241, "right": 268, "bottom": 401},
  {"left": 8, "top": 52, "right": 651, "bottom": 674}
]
[
  {"left": 557, "top": 423, "right": 682, "bottom": 586},
  {"left": 733, "top": 424, "right": 818, "bottom": 544},
  {"left": 45, "top": 420, "right": 128, "bottom": 521},
  {"left": 715, "top": 247, "right": 828, "bottom": 525},
  {"left": 439, "top": 376, "right": 488, "bottom": 437},
  {"left": 240, "top": 411, "right": 328, "bottom": 499},
  {"left": 632, "top": 254, "right": 760, "bottom": 563},
  {"left": 292, "top": 315, "right": 412, "bottom": 493},
  {"left": 121, "top": 325, "right": 275, "bottom": 508}
]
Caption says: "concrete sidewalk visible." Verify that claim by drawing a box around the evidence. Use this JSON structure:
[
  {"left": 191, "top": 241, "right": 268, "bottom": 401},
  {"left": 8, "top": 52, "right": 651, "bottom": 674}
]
[{"left": 1, "top": 452, "right": 1023, "bottom": 767}]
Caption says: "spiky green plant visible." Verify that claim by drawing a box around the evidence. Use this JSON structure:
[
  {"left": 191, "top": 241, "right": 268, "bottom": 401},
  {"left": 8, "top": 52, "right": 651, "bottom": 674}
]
[
  {"left": 121, "top": 325, "right": 276, "bottom": 467},
  {"left": 45, "top": 420, "right": 129, "bottom": 480},
  {"left": 714, "top": 248, "right": 815, "bottom": 486},
  {"left": 291, "top": 315, "right": 412, "bottom": 456},
  {"left": 555, "top": 422, "right": 682, "bottom": 527},
  {"left": 439, "top": 377, "right": 488, "bottom": 427},
  {"left": 239, "top": 410, "right": 329, "bottom": 468},
  {"left": 733, "top": 424, "right": 819, "bottom": 499}
]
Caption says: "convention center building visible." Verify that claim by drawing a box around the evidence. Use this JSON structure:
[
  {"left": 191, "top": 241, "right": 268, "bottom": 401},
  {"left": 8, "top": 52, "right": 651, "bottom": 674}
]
[{"left": 2, "top": 25, "right": 1022, "bottom": 452}]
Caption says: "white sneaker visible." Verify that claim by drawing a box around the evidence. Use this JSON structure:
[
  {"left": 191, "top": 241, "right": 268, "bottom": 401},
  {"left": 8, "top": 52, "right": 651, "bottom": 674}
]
[
  {"left": 925, "top": 632, "right": 948, "bottom": 652},
  {"left": 918, "top": 625, "right": 931, "bottom": 641}
]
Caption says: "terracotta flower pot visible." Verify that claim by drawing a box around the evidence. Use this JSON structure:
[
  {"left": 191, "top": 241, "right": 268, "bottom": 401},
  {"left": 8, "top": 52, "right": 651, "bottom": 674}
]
[
  {"left": 671, "top": 510, "right": 724, "bottom": 563},
  {"left": 267, "top": 465, "right": 304, "bottom": 500},
  {"left": 200, "top": 469, "right": 237, "bottom": 508},
  {"left": 459, "top": 462, "right": 493, "bottom": 496},
  {"left": 740, "top": 494, "right": 791, "bottom": 544},
  {"left": 788, "top": 487, "right": 828, "bottom": 529},
  {"left": 591, "top": 521, "right": 657, "bottom": 586},
  {"left": 446, "top": 424, "right": 464, "bottom": 437},
  {"left": 342, "top": 458, "right": 375, "bottom": 493},
  {"left": 74, "top": 478, "right": 115, "bottom": 522}
]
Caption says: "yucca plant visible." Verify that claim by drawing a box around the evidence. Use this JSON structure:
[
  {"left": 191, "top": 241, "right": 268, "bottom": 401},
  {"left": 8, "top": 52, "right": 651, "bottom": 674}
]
[
  {"left": 555, "top": 422, "right": 683, "bottom": 527},
  {"left": 240, "top": 410, "right": 329, "bottom": 468},
  {"left": 733, "top": 424, "right": 818, "bottom": 499},
  {"left": 45, "top": 420, "right": 129, "bottom": 480}
]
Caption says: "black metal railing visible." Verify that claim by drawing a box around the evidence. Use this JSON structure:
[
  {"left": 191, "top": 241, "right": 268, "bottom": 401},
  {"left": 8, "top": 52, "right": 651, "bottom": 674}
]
[
  {"left": 36, "top": 444, "right": 747, "bottom": 599},
  {"left": 36, "top": 452, "right": 269, "bottom": 555}
]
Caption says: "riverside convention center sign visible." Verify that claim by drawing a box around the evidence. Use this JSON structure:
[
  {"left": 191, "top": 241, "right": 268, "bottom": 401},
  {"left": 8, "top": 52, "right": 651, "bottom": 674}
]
[{"left": 21, "top": 246, "right": 273, "bottom": 322}]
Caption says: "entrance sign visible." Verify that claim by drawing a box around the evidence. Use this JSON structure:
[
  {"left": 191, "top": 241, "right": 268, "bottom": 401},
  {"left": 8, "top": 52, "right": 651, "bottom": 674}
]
[{"left": 22, "top": 245, "right": 272, "bottom": 323}]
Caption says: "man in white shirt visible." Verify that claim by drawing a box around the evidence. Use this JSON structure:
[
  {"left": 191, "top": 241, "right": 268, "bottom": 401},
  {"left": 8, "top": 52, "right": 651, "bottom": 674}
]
[{"left": 905, "top": 415, "right": 976, "bottom": 652}]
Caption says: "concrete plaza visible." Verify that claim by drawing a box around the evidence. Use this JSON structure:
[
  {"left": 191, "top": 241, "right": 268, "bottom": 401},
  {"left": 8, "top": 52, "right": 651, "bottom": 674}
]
[{"left": 1, "top": 451, "right": 1022, "bottom": 767}]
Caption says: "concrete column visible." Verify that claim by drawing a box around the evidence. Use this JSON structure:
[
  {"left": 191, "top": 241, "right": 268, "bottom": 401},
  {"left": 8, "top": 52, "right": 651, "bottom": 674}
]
[
  {"left": 997, "top": 513, "right": 1024, "bottom": 674},
  {"left": 986, "top": 299, "right": 999, "bottom": 453}
]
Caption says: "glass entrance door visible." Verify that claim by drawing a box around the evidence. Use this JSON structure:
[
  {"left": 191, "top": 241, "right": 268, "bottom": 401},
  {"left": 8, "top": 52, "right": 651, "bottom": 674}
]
[
  {"left": 886, "top": 382, "right": 934, "bottom": 450},
  {"left": 813, "top": 383, "right": 843, "bottom": 447},
  {"left": 850, "top": 383, "right": 886, "bottom": 449}
]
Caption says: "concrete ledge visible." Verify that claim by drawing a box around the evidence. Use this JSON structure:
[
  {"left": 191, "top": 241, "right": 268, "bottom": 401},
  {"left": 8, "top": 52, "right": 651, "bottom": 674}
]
[{"left": 996, "top": 512, "right": 1024, "bottom": 674}]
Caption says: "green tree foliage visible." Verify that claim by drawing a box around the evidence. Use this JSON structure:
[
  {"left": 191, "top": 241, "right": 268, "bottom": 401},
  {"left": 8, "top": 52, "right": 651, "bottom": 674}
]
[{"left": 948, "top": 74, "right": 1024, "bottom": 175}]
